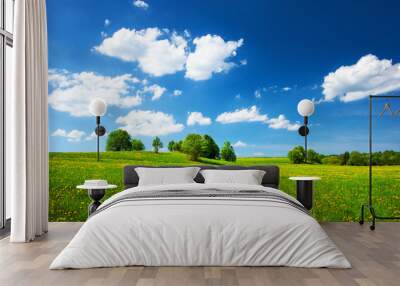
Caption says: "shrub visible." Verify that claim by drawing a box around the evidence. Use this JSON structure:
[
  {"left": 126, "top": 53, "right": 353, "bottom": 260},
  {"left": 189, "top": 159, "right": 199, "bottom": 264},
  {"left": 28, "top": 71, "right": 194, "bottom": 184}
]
[
  {"left": 167, "top": 140, "right": 182, "bottom": 152},
  {"left": 347, "top": 151, "right": 368, "bottom": 166},
  {"left": 106, "top": 129, "right": 132, "bottom": 151},
  {"left": 182, "top": 134, "right": 204, "bottom": 161},
  {"left": 307, "top": 149, "right": 322, "bottom": 164},
  {"left": 288, "top": 146, "right": 305, "bottom": 164},
  {"left": 131, "top": 139, "right": 145, "bottom": 151},
  {"left": 152, "top": 137, "right": 163, "bottom": 153},
  {"left": 168, "top": 140, "right": 176, "bottom": 152},
  {"left": 221, "top": 141, "right": 236, "bottom": 162},
  {"left": 288, "top": 146, "right": 323, "bottom": 164},
  {"left": 322, "top": 156, "right": 342, "bottom": 165},
  {"left": 201, "top": 135, "right": 220, "bottom": 159}
]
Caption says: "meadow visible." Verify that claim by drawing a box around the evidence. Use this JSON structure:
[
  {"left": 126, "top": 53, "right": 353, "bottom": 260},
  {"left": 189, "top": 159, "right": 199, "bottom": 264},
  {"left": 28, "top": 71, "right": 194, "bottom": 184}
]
[{"left": 49, "top": 151, "right": 400, "bottom": 222}]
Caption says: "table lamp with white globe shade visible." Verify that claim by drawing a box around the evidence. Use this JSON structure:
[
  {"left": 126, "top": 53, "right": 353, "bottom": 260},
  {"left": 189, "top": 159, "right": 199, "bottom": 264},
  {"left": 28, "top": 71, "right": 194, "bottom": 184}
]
[
  {"left": 297, "top": 99, "right": 315, "bottom": 163},
  {"left": 89, "top": 99, "right": 107, "bottom": 161}
]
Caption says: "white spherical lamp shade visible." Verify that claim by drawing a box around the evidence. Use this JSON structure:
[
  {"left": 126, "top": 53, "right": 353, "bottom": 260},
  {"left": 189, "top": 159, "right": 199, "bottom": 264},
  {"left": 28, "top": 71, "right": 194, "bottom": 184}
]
[
  {"left": 89, "top": 99, "right": 107, "bottom": 116},
  {"left": 297, "top": 99, "right": 315, "bottom": 117}
]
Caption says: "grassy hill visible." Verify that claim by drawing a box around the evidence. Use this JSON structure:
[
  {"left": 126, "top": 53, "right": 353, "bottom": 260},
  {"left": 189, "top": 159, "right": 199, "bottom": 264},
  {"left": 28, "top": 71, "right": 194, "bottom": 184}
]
[{"left": 49, "top": 151, "right": 400, "bottom": 222}]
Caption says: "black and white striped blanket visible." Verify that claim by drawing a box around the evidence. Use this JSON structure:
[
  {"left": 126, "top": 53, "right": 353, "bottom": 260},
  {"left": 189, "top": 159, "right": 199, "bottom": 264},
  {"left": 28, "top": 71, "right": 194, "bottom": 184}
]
[{"left": 91, "top": 188, "right": 308, "bottom": 217}]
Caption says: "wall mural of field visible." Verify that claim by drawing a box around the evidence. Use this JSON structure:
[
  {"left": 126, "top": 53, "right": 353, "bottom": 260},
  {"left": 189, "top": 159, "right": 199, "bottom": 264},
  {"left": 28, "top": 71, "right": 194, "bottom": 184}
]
[
  {"left": 47, "top": 1, "right": 400, "bottom": 222},
  {"left": 49, "top": 151, "right": 400, "bottom": 222}
]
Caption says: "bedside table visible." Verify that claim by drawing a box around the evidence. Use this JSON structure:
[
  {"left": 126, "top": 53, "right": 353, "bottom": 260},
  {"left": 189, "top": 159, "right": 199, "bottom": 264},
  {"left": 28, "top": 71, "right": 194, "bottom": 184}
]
[
  {"left": 289, "top": 177, "right": 321, "bottom": 210},
  {"left": 77, "top": 182, "right": 117, "bottom": 216}
]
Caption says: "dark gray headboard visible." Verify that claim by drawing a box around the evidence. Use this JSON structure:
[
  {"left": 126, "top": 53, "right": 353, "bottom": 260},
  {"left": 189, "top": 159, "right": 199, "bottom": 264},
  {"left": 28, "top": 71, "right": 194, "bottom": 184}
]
[{"left": 123, "top": 165, "right": 280, "bottom": 189}]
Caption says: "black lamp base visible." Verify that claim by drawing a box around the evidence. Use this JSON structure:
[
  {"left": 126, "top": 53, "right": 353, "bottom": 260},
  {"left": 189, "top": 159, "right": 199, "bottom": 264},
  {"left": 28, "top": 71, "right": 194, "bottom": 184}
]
[
  {"left": 87, "top": 189, "right": 105, "bottom": 216},
  {"left": 296, "top": 181, "right": 314, "bottom": 210}
]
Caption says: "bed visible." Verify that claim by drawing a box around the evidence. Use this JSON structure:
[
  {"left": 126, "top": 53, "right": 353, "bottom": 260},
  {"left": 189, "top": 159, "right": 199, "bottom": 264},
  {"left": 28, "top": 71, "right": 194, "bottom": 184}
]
[{"left": 50, "top": 165, "right": 350, "bottom": 269}]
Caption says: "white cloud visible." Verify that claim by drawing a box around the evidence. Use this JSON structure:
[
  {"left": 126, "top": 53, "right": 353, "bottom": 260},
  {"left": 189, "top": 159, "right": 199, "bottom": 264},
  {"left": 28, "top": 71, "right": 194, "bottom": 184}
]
[
  {"left": 173, "top": 89, "right": 182, "bottom": 96},
  {"left": 187, "top": 112, "right": 212, "bottom": 126},
  {"left": 216, "top": 106, "right": 299, "bottom": 131},
  {"left": 95, "top": 29, "right": 244, "bottom": 81},
  {"left": 48, "top": 69, "right": 142, "bottom": 117},
  {"left": 282, "top": 86, "right": 291, "bottom": 91},
  {"left": 254, "top": 89, "right": 262, "bottom": 98},
  {"left": 85, "top": 132, "right": 97, "bottom": 141},
  {"left": 104, "top": 19, "right": 111, "bottom": 27},
  {"left": 100, "top": 31, "right": 108, "bottom": 38},
  {"left": 133, "top": 0, "right": 149, "bottom": 9},
  {"left": 116, "top": 110, "right": 184, "bottom": 136},
  {"left": 143, "top": 84, "right": 167, "bottom": 101},
  {"left": 235, "top": 94, "right": 241, "bottom": 99},
  {"left": 52, "top": 129, "right": 67, "bottom": 137},
  {"left": 322, "top": 54, "right": 400, "bottom": 102},
  {"left": 216, "top": 106, "right": 268, "bottom": 124},
  {"left": 185, "top": 34, "right": 243, "bottom": 80},
  {"left": 183, "top": 29, "right": 191, "bottom": 38},
  {"left": 266, "top": 114, "right": 300, "bottom": 131},
  {"left": 94, "top": 28, "right": 187, "bottom": 77},
  {"left": 52, "top": 128, "right": 86, "bottom": 142},
  {"left": 233, "top": 140, "right": 247, "bottom": 148}
]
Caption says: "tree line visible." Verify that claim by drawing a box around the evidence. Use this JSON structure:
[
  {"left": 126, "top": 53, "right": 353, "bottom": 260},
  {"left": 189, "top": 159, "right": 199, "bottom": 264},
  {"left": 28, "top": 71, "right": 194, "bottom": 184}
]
[
  {"left": 288, "top": 146, "right": 400, "bottom": 166},
  {"left": 105, "top": 129, "right": 237, "bottom": 162}
]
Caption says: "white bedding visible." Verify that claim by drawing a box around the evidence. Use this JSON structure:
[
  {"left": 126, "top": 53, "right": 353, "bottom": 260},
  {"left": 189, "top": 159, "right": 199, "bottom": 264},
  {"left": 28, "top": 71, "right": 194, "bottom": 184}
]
[{"left": 50, "top": 183, "right": 351, "bottom": 269}]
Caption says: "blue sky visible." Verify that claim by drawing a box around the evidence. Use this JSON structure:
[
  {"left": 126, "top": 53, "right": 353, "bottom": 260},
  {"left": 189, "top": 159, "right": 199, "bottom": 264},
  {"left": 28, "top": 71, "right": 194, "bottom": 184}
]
[{"left": 48, "top": 0, "right": 400, "bottom": 156}]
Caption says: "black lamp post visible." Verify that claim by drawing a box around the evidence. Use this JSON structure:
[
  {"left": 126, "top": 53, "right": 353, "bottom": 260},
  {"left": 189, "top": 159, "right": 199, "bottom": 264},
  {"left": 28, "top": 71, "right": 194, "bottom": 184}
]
[
  {"left": 89, "top": 99, "right": 107, "bottom": 161},
  {"left": 297, "top": 99, "right": 315, "bottom": 163}
]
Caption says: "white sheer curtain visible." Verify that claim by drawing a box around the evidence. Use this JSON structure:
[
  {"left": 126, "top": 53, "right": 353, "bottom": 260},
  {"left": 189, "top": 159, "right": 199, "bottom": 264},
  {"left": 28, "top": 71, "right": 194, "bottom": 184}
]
[{"left": 9, "top": 0, "right": 48, "bottom": 242}]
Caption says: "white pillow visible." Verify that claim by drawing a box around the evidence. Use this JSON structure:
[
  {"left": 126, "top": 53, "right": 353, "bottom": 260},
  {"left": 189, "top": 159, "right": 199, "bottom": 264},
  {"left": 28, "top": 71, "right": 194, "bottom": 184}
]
[
  {"left": 200, "top": 169, "right": 266, "bottom": 185},
  {"left": 135, "top": 167, "right": 200, "bottom": 186}
]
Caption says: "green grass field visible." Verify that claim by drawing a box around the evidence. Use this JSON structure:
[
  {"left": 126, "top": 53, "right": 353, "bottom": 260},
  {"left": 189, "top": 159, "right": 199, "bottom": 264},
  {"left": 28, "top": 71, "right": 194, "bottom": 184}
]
[{"left": 49, "top": 151, "right": 400, "bottom": 222}]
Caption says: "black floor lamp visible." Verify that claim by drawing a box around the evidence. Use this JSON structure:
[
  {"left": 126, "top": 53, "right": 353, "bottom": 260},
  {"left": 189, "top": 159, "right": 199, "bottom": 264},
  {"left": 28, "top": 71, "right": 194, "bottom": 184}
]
[
  {"left": 359, "top": 95, "right": 400, "bottom": 230},
  {"left": 297, "top": 99, "right": 315, "bottom": 162},
  {"left": 89, "top": 99, "right": 107, "bottom": 161}
]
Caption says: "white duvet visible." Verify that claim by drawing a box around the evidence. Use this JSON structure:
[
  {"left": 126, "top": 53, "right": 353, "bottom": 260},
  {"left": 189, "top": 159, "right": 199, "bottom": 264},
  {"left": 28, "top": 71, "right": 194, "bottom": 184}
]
[{"left": 50, "top": 183, "right": 351, "bottom": 269}]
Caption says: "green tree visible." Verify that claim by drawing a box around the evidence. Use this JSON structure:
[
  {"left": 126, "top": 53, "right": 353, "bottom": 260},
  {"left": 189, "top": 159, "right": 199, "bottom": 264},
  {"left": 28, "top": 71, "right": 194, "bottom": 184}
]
[
  {"left": 131, "top": 139, "right": 145, "bottom": 151},
  {"left": 347, "top": 151, "right": 368, "bottom": 166},
  {"left": 152, "top": 137, "right": 163, "bottom": 153},
  {"left": 307, "top": 149, "right": 322, "bottom": 164},
  {"left": 288, "top": 146, "right": 305, "bottom": 164},
  {"left": 182, "top": 134, "right": 204, "bottom": 161},
  {"left": 381, "top": 150, "right": 398, "bottom": 165},
  {"left": 106, "top": 129, "right": 132, "bottom": 151},
  {"left": 168, "top": 140, "right": 176, "bottom": 152},
  {"left": 372, "top": 151, "right": 383, "bottom": 166},
  {"left": 175, "top": 140, "right": 183, "bottom": 152},
  {"left": 220, "top": 141, "right": 236, "bottom": 162},
  {"left": 201, "top": 134, "right": 220, "bottom": 159},
  {"left": 341, "top": 151, "right": 350, "bottom": 165}
]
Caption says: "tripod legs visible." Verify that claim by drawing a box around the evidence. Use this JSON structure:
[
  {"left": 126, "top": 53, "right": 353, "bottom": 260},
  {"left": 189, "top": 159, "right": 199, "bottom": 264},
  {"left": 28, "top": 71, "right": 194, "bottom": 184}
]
[
  {"left": 359, "top": 204, "right": 364, "bottom": 225},
  {"left": 359, "top": 204, "right": 375, "bottom": 230},
  {"left": 359, "top": 204, "right": 400, "bottom": 231},
  {"left": 370, "top": 207, "right": 376, "bottom": 230}
]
